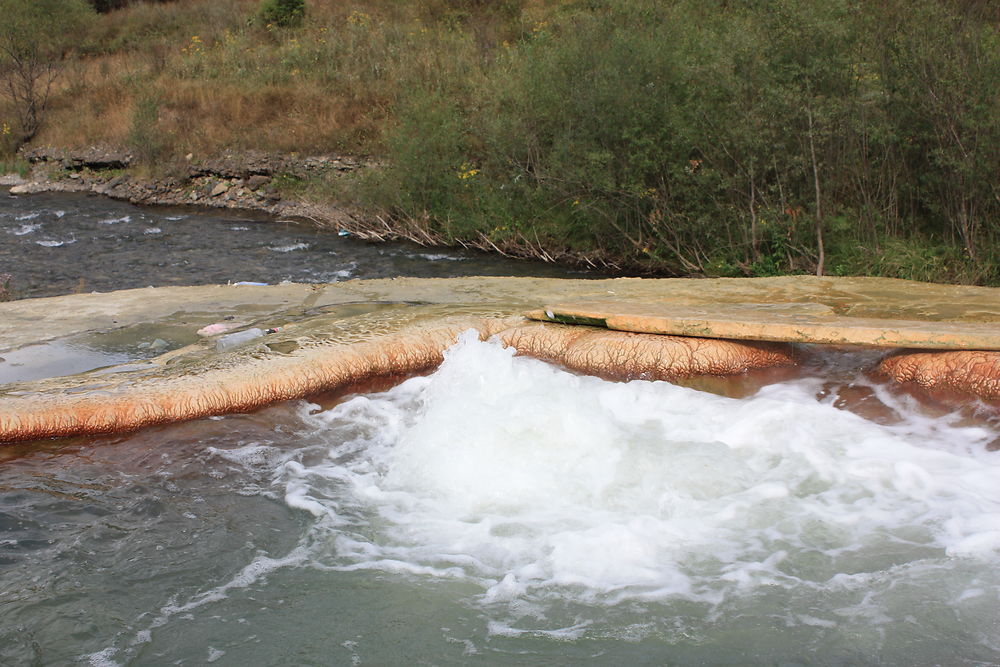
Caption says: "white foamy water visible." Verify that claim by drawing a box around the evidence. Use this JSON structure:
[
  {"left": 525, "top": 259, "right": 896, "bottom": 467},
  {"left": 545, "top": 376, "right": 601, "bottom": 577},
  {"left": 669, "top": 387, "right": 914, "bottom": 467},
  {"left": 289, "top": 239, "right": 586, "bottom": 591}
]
[
  {"left": 413, "top": 252, "right": 464, "bottom": 261},
  {"left": 36, "top": 238, "right": 75, "bottom": 247},
  {"left": 283, "top": 333, "right": 1000, "bottom": 647},
  {"left": 268, "top": 242, "right": 310, "bottom": 253},
  {"left": 98, "top": 215, "right": 131, "bottom": 225},
  {"left": 12, "top": 222, "right": 41, "bottom": 235}
]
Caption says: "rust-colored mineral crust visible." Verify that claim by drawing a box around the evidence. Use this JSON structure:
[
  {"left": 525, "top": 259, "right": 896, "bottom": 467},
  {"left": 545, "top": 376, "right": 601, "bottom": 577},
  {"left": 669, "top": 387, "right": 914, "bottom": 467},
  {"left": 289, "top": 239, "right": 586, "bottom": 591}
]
[
  {"left": 5, "top": 275, "right": 1000, "bottom": 443},
  {"left": 875, "top": 350, "right": 1000, "bottom": 403},
  {"left": 0, "top": 312, "right": 797, "bottom": 443},
  {"left": 496, "top": 321, "right": 797, "bottom": 381}
]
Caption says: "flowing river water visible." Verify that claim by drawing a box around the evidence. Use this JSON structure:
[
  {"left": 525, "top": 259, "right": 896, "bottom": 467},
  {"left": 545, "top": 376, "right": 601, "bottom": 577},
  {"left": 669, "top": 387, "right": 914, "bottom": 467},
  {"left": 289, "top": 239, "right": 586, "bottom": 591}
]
[{"left": 2, "top": 193, "right": 1000, "bottom": 665}]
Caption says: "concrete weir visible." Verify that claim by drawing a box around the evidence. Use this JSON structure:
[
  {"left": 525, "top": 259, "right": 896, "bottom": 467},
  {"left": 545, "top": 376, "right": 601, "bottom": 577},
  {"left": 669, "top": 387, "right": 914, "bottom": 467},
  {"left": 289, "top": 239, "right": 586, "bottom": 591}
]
[{"left": 2, "top": 275, "right": 1000, "bottom": 443}]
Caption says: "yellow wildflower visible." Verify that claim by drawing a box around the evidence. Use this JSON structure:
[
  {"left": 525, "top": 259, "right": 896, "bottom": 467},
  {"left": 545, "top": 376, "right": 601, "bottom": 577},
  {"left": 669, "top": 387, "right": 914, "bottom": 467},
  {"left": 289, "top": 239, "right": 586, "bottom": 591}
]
[
  {"left": 456, "top": 163, "right": 479, "bottom": 180},
  {"left": 347, "top": 10, "right": 371, "bottom": 27}
]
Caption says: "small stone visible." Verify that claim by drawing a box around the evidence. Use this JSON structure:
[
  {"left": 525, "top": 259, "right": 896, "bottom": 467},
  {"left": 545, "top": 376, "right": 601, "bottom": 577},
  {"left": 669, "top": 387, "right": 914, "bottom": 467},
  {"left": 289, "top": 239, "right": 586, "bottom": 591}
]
[
  {"left": 210, "top": 182, "right": 229, "bottom": 197},
  {"left": 247, "top": 175, "right": 270, "bottom": 190}
]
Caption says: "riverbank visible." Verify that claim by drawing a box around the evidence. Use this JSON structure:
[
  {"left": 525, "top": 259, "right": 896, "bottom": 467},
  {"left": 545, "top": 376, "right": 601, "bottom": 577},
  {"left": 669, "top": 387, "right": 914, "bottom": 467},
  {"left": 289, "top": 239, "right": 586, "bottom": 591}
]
[
  {"left": 3, "top": 147, "right": 619, "bottom": 272},
  {"left": 4, "top": 0, "right": 998, "bottom": 284},
  {"left": 6, "top": 147, "right": 364, "bottom": 228}
]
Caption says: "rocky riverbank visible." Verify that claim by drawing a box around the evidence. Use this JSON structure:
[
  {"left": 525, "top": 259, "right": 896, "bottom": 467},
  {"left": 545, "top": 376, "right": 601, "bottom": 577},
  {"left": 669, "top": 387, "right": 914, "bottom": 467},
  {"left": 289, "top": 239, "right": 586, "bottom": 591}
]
[
  {"left": 5, "top": 146, "right": 374, "bottom": 232},
  {"left": 3, "top": 146, "right": 616, "bottom": 270}
]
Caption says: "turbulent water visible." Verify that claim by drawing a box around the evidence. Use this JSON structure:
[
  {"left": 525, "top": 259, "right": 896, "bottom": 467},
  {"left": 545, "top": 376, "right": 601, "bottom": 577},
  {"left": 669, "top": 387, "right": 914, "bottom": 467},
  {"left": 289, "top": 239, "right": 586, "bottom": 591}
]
[
  {"left": 2, "top": 335, "right": 999, "bottom": 665},
  {"left": 0, "top": 192, "right": 584, "bottom": 299}
]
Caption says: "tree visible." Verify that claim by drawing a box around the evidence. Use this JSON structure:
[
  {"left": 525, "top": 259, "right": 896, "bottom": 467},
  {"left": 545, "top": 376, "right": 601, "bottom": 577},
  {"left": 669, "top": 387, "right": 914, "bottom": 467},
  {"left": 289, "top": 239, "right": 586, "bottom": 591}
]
[{"left": 0, "top": 0, "right": 94, "bottom": 149}]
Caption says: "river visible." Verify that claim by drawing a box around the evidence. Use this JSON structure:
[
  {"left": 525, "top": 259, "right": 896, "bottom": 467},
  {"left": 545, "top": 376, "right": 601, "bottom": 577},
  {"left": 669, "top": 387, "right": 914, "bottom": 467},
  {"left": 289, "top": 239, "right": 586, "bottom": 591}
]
[
  {"left": 1, "top": 193, "right": 999, "bottom": 665},
  {"left": 0, "top": 191, "right": 586, "bottom": 299}
]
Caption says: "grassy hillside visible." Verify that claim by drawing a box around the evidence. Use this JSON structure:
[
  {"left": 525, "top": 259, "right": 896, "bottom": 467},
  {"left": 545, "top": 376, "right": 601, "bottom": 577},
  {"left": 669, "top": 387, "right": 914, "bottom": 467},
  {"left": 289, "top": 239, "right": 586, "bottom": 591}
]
[
  {"left": 3, "top": 0, "right": 999, "bottom": 283},
  {"left": 4, "top": 0, "right": 535, "bottom": 157}
]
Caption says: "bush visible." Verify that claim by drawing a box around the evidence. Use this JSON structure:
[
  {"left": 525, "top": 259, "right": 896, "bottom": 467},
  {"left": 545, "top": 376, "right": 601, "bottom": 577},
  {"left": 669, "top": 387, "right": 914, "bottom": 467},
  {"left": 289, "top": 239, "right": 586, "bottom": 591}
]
[
  {"left": 371, "top": 0, "right": 1000, "bottom": 281},
  {"left": 127, "top": 94, "right": 167, "bottom": 164},
  {"left": 258, "top": 0, "right": 305, "bottom": 28}
]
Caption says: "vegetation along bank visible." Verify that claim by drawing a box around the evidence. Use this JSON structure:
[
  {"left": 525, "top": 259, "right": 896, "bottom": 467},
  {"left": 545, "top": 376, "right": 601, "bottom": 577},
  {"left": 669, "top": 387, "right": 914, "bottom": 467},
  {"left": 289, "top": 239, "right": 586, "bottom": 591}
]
[{"left": 2, "top": 0, "right": 999, "bottom": 283}]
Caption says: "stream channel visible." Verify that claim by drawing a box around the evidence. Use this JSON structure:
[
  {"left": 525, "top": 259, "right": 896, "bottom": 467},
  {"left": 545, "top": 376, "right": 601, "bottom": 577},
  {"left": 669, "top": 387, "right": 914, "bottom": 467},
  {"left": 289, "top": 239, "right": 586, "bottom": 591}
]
[{"left": 1, "top": 192, "right": 1000, "bottom": 665}]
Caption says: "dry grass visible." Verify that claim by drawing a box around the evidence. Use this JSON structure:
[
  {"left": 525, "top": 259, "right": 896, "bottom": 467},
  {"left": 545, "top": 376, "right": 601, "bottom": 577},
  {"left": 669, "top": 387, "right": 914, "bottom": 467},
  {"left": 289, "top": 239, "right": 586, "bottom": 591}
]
[{"left": 21, "top": 0, "right": 552, "bottom": 161}]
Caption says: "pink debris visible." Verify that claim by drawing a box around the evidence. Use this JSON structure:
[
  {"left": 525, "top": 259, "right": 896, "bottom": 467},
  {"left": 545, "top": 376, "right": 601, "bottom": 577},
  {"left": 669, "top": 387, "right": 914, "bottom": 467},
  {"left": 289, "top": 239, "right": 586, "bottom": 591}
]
[{"left": 197, "top": 322, "right": 241, "bottom": 337}]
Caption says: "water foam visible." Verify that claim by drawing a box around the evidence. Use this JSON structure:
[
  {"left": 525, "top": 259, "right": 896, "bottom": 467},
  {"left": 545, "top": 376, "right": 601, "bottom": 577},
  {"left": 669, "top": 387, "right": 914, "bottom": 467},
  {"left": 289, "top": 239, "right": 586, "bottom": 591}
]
[
  {"left": 268, "top": 242, "right": 309, "bottom": 253},
  {"left": 282, "top": 333, "right": 1000, "bottom": 641},
  {"left": 12, "top": 222, "right": 40, "bottom": 235}
]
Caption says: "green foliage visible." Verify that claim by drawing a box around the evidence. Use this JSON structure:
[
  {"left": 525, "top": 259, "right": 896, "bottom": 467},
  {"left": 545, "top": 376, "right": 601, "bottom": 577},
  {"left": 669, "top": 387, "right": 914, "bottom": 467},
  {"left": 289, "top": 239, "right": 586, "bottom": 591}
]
[
  {"left": 370, "top": 0, "right": 1000, "bottom": 282},
  {"left": 0, "top": 156, "right": 29, "bottom": 176},
  {"left": 127, "top": 94, "right": 166, "bottom": 164},
  {"left": 382, "top": 91, "right": 470, "bottom": 236},
  {"left": 258, "top": 0, "right": 305, "bottom": 28}
]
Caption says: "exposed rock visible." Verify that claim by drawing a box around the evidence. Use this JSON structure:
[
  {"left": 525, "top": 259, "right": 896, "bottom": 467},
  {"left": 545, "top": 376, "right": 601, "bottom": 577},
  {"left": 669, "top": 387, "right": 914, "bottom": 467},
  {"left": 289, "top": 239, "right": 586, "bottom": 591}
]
[
  {"left": 529, "top": 298, "right": 1000, "bottom": 349},
  {"left": 0, "top": 174, "right": 26, "bottom": 186},
  {"left": 21, "top": 146, "right": 132, "bottom": 170},
  {"left": 6, "top": 147, "right": 369, "bottom": 232},
  {"left": 247, "top": 174, "right": 270, "bottom": 190}
]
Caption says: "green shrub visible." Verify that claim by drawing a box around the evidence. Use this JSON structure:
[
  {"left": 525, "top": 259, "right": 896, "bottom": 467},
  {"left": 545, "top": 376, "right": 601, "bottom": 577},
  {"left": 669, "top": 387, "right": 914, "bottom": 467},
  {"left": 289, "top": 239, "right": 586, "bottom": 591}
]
[
  {"left": 127, "top": 94, "right": 167, "bottom": 164},
  {"left": 0, "top": 157, "right": 30, "bottom": 176},
  {"left": 258, "top": 0, "right": 304, "bottom": 28},
  {"left": 382, "top": 91, "right": 469, "bottom": 232}
]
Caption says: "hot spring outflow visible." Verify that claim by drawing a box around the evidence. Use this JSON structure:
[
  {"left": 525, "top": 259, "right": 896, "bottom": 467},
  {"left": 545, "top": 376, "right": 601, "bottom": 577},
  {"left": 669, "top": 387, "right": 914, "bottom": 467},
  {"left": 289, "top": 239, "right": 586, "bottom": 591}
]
[{"left": 3, "top": 276, "right": 1000, "bottom": 664}]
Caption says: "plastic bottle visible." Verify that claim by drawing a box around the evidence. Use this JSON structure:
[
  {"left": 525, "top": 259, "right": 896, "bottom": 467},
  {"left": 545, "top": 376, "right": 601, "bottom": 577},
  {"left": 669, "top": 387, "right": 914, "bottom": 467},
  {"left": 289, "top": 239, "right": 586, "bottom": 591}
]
[{"left": 216, "top": 328, "right": 264, "bottom": 351}]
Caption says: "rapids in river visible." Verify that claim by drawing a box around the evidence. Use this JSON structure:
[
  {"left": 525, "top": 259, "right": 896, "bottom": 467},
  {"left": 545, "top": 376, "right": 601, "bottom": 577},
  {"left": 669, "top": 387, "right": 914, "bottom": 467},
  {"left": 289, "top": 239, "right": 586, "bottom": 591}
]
[{"left": 2, "top": 193, "right": 999, "bottom": 664}]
